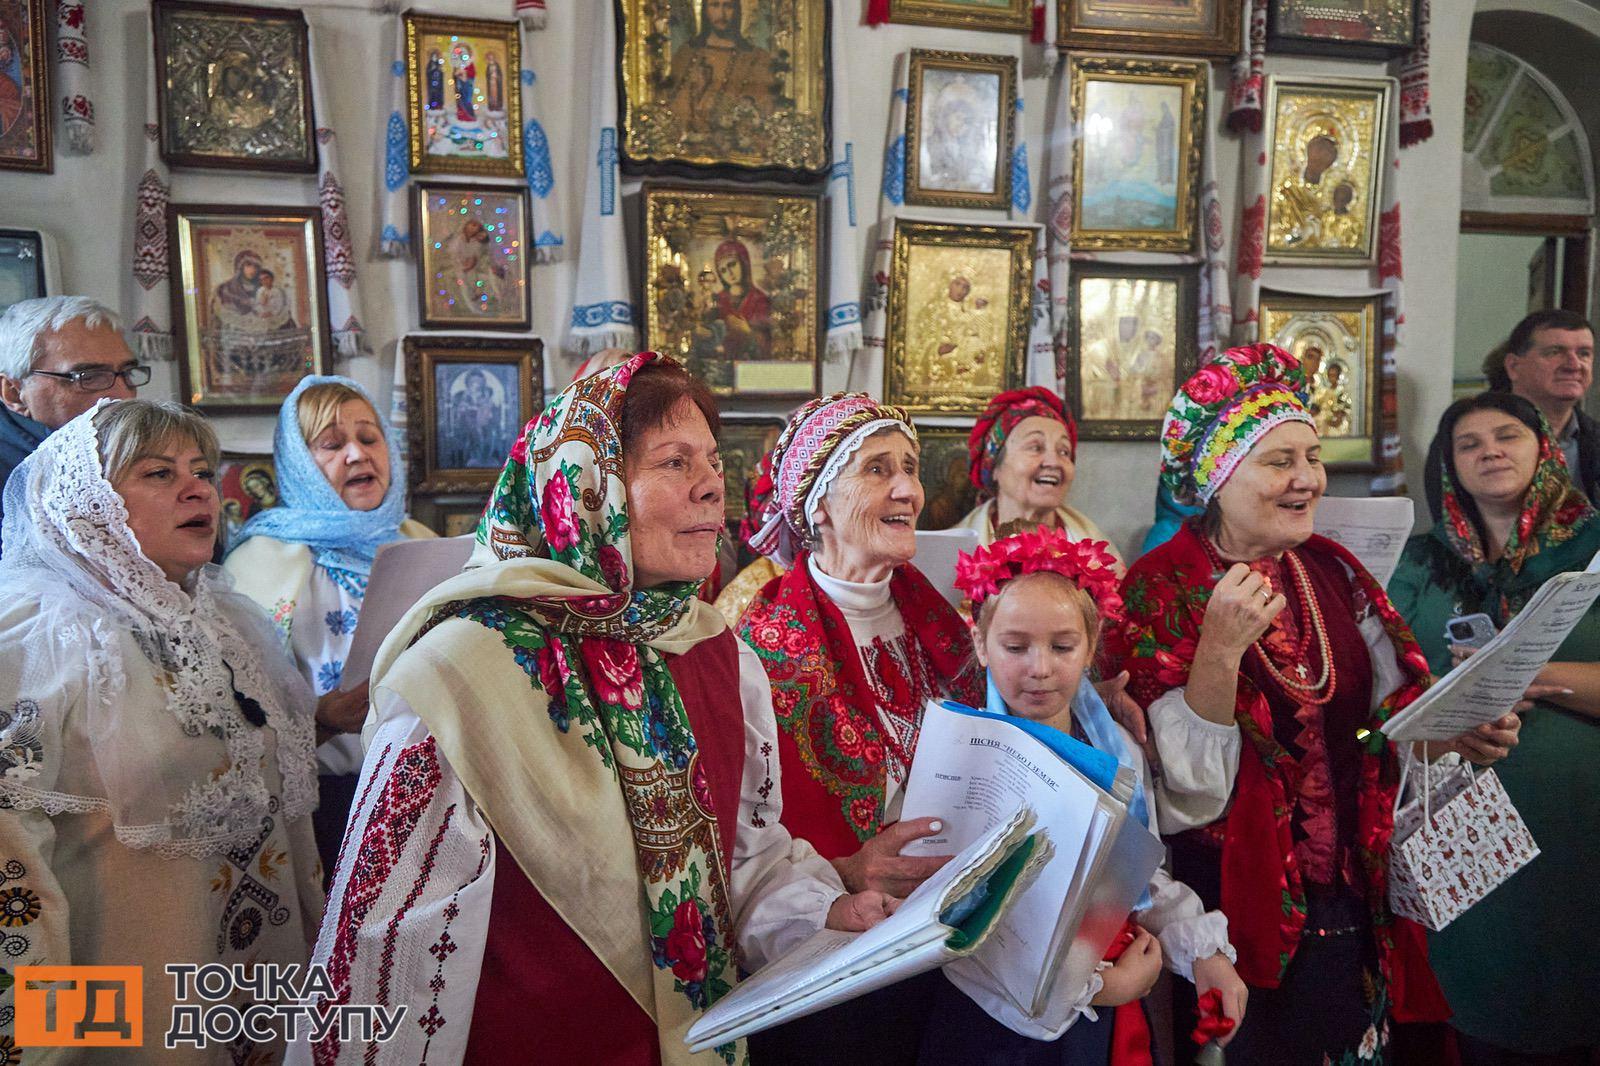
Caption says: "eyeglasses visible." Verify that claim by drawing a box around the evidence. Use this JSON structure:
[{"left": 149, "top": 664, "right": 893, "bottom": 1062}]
[{"left": 27, "top": 365, "right": 153, "bottom": 392}]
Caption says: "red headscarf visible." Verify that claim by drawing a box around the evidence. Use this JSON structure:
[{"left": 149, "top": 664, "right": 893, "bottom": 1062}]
[{"left": 967, "top": 387, "right": 1077, "bottom": 497}]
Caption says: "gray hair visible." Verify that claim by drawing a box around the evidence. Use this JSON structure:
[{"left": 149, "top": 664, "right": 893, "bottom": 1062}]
[
  {"left": 0, "top": 296, "right": 122, "bottom": 380},
  {"left": 93, "top": 400, "right": 219, "bottom": 486}
]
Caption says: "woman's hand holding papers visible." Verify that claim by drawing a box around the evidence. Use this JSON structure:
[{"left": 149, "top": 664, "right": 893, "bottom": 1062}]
[
  {"left": 824, "top": 890, "right": 902, "bottom": 932},
  {"left": 1191, "top": 952, "right": 1248, "bottom": 1047},
  {"left": 832, "top": 817, "right": 952, "bottom": 898}
]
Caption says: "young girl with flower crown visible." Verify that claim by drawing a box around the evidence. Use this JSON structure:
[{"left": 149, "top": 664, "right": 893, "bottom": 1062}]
[{"left": 920, "top": 527, "right": 1248, "bottom": 1064}]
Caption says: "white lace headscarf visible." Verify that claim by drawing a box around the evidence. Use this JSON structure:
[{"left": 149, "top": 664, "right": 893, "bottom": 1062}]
[{"left": 0, "top": 400, "right": 317, "bottom": 858}]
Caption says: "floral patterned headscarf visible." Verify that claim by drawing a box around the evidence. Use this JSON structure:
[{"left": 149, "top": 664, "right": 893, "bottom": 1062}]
[
  {"left": 1159, "top": 344, "right": 1314, "bottom": 506},
  {"left": 451, "top": 352, "right": 746, "bottom": 1061},
  {"left": 1434, "top": 403, "right": 1596, "bottom": 576},
  {"left": 967, "top": 386, "right": 1077, "bottom": 499}
]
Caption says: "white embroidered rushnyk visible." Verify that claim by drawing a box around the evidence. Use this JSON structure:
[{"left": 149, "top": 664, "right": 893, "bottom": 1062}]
[{"left": 0, "top": 401, "right": 318, "bottom": 859}]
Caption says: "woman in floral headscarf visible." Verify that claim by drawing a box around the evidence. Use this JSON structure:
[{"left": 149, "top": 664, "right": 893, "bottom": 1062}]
[
  {"left": 738, "top": 392, "right": 981, "bottom": 1065},
  {"left": 294, "top": 355, "right": 893, "bottom": 1066},
  {"left": 954, "top": 386, "right": 1124, "bottom": 570},
  {"left": 1389, "top": 392, "right": 1600, "bottom": 1064},
  {"left": 1107, "top": 345, "right": 1519, "bottom": 1066}
]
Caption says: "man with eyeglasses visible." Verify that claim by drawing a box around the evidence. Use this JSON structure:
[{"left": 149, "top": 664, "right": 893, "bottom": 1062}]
[
  {"left": 0, "top": 296, "right": 150, "bottom": 549},
  {"left": 1482, "top": 309, "right": 1600, "bottom": 503}
]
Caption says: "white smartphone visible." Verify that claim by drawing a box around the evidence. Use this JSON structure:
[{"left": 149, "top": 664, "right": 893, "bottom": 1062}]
[{"left": 1444, "top": 613, "right": 1498, "bottom": 649}]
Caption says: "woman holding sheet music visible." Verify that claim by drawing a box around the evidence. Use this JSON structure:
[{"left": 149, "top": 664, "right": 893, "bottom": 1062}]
[
  {"left": 1110, "top": 346, "right": 1520, "bottom": 1066},
  {"left": 739, "top": 392, "right": 983, "bottom": 1064},
  {"left": 223, "top": 376, "right": 436, "bottom": 875},
  {"left": 1390, "top": 392, "right": 1600, "bottom": 1063}
]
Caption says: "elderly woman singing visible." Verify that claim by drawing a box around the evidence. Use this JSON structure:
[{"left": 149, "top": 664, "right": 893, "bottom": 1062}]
[
  {"left": 1108, "top": 346, "right": 1520, "bottom": 1066},
  {"left": 294, "top": 356, "right": 893, "bottom": 1066},
  {"left": 739, "top": 393, "right": 982, "bottom": 1064}
]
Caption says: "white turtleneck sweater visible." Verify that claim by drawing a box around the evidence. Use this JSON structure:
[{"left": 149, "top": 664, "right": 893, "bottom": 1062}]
[{"left": 808, "top": 556, "right": 947, "bottom": 817}]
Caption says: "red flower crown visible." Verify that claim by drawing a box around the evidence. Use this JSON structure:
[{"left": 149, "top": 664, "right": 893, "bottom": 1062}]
[{"left": 955, "top": 527, "right": 1124, "bottom": 622}]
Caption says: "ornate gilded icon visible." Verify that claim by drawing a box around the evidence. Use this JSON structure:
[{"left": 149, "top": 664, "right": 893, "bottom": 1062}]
[
  {"left": 1065, "top": 262, "right": 1197, "bottom": 441},
  {"left": 1259, "top": 291, "right": 1381, "bottom": 469},
  {"left": 1269, "top": 0, "right": 1415, "bottom": 58},
  {"left": 718, "top": 416, "right": 783, "bottom": 524},
  {"left": 1069, "top": 55, "right": 1205, "bottom": 252},
  {"left": 618, "top": 0, "right": 829, "bottom": 177},
  {"left": 403, "top": 335, "right": 543, "bottom": 494},
  {"left": 404, "top": 11, "right": 523, "bottom": 179},
  {"left": 169, "top": 204, "right": 330, "bottom": 412},
  {"left": 888, "top": 0, "right": 1030, "bottom": 34},
  {"left": 1264, "top": 77, "right": 1391, "bottom": 265},
  {"left": 885, "top": 219, "right": 1033, "bottom": 416},
  {"left": 906, "top": 50, "right": 1017, "bottom": 211},
  {"left": 413, "top": 181, "right": 531, "bottom": 331},
  {"left": 1057, "top": 0, "right": 1238, "bottom": 58},
  {"left": 915, "top": 426, "right": 981, "bottom": 531},
  {"left": 643, "top": 185, "right": 820, "bottom": 399},
  {"left": 0, "top": 0, "right": 49, "bottom": 172},
  {"left": 152, "top": 0, "right": 316, "bottom": 172}
]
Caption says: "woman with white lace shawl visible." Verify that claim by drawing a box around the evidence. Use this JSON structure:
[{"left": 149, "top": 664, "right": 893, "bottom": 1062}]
[{"left": 0, "top": 399, "right": 322, "bottom": 1064}]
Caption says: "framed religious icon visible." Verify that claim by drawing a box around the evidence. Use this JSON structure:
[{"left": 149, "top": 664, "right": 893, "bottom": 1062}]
[
  {"left": 717, "top": 416, "right": 784, "bottom": 524},
  {"left": 218, "top": 451, "right": 278, "bottom": 544},
  {"left": 0, "top": 228, "right": 48, "bottom": 313},
  {"left": 403, "top": 335, "right": 543, "bottom": 494},
  {"left": 168, "top": 204, "right": 331, "bottom": 412},
  {"left": 1069, "top": 55, "right": 1205, "bottom": 252},
  {"left": 152, "top": 0, "right": 317, "bottom": 172},
  {"left": 0, "top": 0, "right": 50, "bottom": 172},
  {"left": 1268, "top": 0, "right": 1415, "bottom": 58},
  {"left": 404, "top": 11, "right": 523, "bottom": 179},
  {"left": 643, "top": 185, "right": 821, "bottom": 399},
  {"left": 617, "top": 0, "right": 830, "bottom": 178},
  {"left": 1258, "top": 290, "right": 1382, "bottom": 469},
  {"left": 413, "top": 181, "right": 532, "bottom": 331},
  {"left": 905, "top": 50, "right": 1017, "bottom": 211},
  {"left": 886, "top": 0, "right": 1031, "bottom": 33},
  {"left": 915, "top": 425, "right": 981, "bottom": 531},
  {"left": 1056, "top": 0, "right": 1239, "bottom": 58},
  {"left": 885, "top": 219, "right": 1033, "bottom": 416},
  {"left": 1065, "top": 262, "right": 1198, "bottom": 441},
  {"left": 437, "top": 502, "right": 487, "bottom": 538},
  {"left": 1263, "top": 76, "right": 1392, "bottom": 266}
]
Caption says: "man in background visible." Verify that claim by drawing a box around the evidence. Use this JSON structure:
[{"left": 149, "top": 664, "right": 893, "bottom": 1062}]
[
  {"left": 1485, "top": 308, "right": 1599, "bottom": 501},
  {"left": 0, "top": 296, "right": 147, "bottom": 549}
]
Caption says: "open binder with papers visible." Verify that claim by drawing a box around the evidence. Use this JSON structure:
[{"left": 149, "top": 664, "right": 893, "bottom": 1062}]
[{"left": 684, "top": 699, "right": 1163, "bottom": 1050}]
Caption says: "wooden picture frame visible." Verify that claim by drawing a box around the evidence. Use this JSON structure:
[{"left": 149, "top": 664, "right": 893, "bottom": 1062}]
[
  {"left": 0, "top": 0, "right": 51, "bottom": 173},
  {"left": 404, "top": 10, "right": 523, "bottom": 179},
  {"left": 169, "top": 203, "right": 331, "bottom": 412},
  {"left": 915, "top": 425, "right": 981, "bottom": 531},
  {"left": 718, "top": 416, "right": 784, "bottom": 524},
  {"left": 152, "top": 0, "right": 317, "bottom": 172},
  {"left": 1065, "top": 262, "right": 1198, "bottom": 441},
  {"left": 906, "top": 49, "right": 1018, "bottom": 211},
  {"left": 413, "top": 180, "right": 532, "bottom": 331},
  {"left": 1263, "top": 75, "right": 1392, "bottom": 266},
  {"left": 1056, "top": 0, "right": 1239, "bottom": 58},
  {"left": 1069, "top": 55, "right": 1206, "bottom": 253},
  {"left": 403, "top": 335, "right": 543, "bottom": 494},
  {"left": 1268, "top": 0, "right": 1415, "bottom": 58},
  {"left": 617, "top": 0, "right": 830, "bottom": 179},
  {"left": 886, "top": 0, "right": 1031, "bottom": 33},
  {"left": 643, "top": 184, "right": 821, "bottom": 400},
  {"left": 885, "top": 219, "right": 1034, "bottom": 416},
  {"left": 1258, "top": 290, "right": 1382, "bottom": 470},
  {"left": 413, "top": 496, "right": 489, "bottom": 537}
]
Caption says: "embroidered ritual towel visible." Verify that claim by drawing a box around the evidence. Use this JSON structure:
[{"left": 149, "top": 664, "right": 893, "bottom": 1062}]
[
  {"left": 129, "top": 77, "right": 172, "bottom": 362},
  {"left": 515, "top": 0, "right": 547, "bottom": 29},
  {"left": 564, "top": 3, "right": 637, "bottom": 355},
  {"left": 1398, "top": 0, "right": 1433, "bottom": 145},
  {"left": 379, "top": 20, "right": 410, "bottom": 257},
  {"left": 55, "top": 0, "right": 93, "bottom": 154},
  {"left": 824, "top": 2, "right": 862, "bottom": 365},
  {"left": 852, "top": 52, "right": 910, "bottom": 395},
  {"left": 309, "top": 23, "right": 369, "bottom": 359},
  {"left": 522, "top": 67, "right": 565, "bottom": 264},
  {"left": 1228, "top": 0, "right": 1267, "bottom": 132}
]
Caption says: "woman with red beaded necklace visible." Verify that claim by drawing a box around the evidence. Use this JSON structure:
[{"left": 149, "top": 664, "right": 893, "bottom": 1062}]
[{"left": 1108, "top": 345, "right": 1521, "bottom": 1066}]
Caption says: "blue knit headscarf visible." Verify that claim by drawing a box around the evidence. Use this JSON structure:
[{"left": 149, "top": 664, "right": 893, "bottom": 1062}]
[{"left": 235, "top": 375, "right": 407, "bottom": 576}]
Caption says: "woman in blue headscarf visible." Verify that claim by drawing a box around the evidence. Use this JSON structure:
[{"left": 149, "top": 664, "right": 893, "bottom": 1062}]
[
  {"left": 224, "top": 375, "right": 435, "bottom": 872},
  {"left": 924, "top": 526, "right": 1245, "bottom": 1064}
]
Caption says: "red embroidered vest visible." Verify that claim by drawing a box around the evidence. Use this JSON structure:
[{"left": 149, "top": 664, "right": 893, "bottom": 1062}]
[{"left": 463, "top": 629, "right": 746, "bottom": 1065}]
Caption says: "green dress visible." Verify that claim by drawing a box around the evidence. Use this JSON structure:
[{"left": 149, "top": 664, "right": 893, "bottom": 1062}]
[{"left": 1389, "top": 520, "right": 1600, "bottom": 1054}]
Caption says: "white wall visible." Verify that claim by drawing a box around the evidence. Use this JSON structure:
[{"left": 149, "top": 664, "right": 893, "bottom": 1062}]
[
  {"left": 0, "top": 0, "right": 1478, "bottom": 558},
  {"left": 1454, "top": 231, "right": 1546, "bottom": 380}
]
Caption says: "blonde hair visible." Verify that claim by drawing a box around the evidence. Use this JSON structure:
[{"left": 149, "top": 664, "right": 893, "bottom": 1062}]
[
  {"left": 296, "top": 382, "right": 380, "bottom": 446},
  {"left": 973, "top": 570, "right": 1103, "bottom": 665},
  {"left": 94, "top": 399, "right": 219, "bottom": 485}
]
